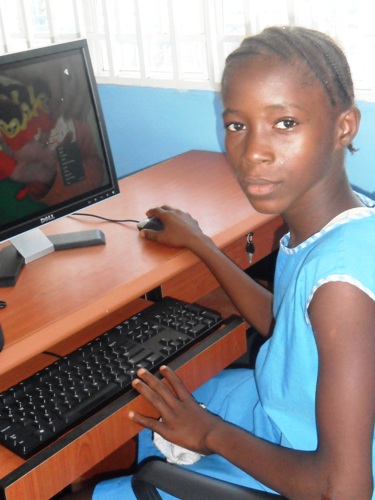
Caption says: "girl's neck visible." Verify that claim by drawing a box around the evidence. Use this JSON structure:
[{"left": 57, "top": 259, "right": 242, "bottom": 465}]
[{"left": 284, "top": 183, "right": 363, "bottom": 248}]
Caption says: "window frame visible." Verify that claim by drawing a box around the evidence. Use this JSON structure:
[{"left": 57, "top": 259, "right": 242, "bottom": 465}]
[{"left": 0, "top": 0, "right": 374, "bottom": 101}]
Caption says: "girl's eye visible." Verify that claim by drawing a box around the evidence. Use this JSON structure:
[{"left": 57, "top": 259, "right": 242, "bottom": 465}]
[
  {"left": 275, "top": 119, "right": 297, "bottom": 130},
  {"left": 225, "top": 122, "right": 246, "bottom": 132}
]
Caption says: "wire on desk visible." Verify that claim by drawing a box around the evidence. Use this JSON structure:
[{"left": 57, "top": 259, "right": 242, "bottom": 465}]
[
  {"left": 43, "top": 351, "right": 63, "bottom": 359},
  {"left": 71, "top": 213, "right": 140, "bottom": 224}
]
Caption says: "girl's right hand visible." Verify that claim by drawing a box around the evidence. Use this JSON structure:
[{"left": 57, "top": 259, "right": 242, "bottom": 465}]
[{"left": 139, "top": 205, "right": 211, "bottom": 252}]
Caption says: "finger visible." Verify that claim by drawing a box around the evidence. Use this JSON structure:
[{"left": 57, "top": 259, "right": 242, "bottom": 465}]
[
  {"left": 132, "top": 369, "right": 178, "bottom": 410},
  {"left": 145, "top": 207, "right": 158, "bottom": 217},
  {"left": 145, "top": 206, "right": 166, "bottom": 217},
  {"left": 159, "top": 365, "right": 193, "bottom": 402},
  {"left": 128, "top": 409, "right": 164, "bottom": 433},
  {"left": 146, "top": 206, "right": 174, "bottom": 217},
  {"left": 136, "top": 368, "right": 175, "bottom": 396},
  {"left": 131, "top": 377, "right": 172, "bottom": 418},
  {"left": 139, "top": 228, "right": 159, "bottom": 240},
  {"left": 137, "top": 367, "right": 191, "bottom": 406}
]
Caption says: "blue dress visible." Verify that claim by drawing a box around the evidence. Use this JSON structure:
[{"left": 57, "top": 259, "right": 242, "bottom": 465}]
[{"left": 94, "top": 201, "right": 375, "bottom": 499}]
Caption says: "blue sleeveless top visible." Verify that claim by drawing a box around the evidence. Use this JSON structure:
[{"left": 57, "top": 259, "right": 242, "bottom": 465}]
[{"left": 252, "top": 196, "right": 375, "bottom": 486}]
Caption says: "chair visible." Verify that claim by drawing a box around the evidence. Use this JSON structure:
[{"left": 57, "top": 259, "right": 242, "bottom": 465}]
[{"left": 132, "top": 458, "right": 285, "bottom": 499}]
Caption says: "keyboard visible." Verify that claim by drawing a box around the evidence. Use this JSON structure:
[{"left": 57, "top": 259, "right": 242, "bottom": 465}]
[{"left": 0, "top": 297, "right": 222, "bottom": 459}]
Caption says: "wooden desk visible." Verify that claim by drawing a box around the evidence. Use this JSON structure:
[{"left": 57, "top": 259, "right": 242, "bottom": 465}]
[{"left": 0, "top": 151, "right": 285, "bottom": 499}]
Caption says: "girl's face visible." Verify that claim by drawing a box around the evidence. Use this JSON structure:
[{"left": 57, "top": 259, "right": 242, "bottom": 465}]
[{"left": 222, "top": 55, "right": 344, "bottom": 218}]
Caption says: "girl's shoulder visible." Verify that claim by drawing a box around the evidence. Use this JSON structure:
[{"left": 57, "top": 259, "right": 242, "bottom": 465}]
[
  {"left": 306, "top": 206, "right": 375, "bottom": 301},
  {"left": 354, "top": 191, "right": 375, "bottom": 208},
  {"left": 280, "top": 201, "right": 375, "bottom": 256},
  {"left": 278, "top": 202, "right": 375, "bottom": 295}
]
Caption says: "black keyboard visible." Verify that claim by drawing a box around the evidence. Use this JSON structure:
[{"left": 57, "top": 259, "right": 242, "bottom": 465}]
[{"left": 0, "top": 297, "right": 222, "bottom": 459}]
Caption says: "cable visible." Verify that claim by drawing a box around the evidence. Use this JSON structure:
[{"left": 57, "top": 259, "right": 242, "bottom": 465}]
[
  {"left": 71, "top": 212, "right": 140, "bottom": 224},
  {"left": 43, "top": 351, "right": 63, "bottom": 359}
]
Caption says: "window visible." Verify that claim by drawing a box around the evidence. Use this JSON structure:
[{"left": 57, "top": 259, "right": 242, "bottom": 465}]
[{"left": 0, "top": 0, "right": 375, "bottom": 101}]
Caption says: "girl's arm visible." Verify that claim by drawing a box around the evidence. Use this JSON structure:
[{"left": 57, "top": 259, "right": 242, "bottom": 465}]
[
  {"left": 140, "top": 206, "right": 274, "bottom": 336},
  {"left": 130, "top": 281, "right": 375, "bottom": 499}
]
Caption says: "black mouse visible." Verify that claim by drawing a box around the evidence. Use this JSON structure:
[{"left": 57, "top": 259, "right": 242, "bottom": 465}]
[{"left": 137, "top": 216, "right": 164, "bottom": 231}]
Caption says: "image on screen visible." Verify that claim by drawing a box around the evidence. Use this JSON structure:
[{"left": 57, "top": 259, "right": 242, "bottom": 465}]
[{"left": 0, "top": 40, "right": 119, "bottom": 283}]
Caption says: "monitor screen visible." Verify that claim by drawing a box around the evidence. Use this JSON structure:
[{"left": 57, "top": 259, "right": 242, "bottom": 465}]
[{"left": 0, "top": 39, "right": 119, "bottom": 285}]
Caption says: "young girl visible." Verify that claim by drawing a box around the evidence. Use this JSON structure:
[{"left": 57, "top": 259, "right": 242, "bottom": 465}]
[{"left": 93, "top": 26, "right": 375, "bottom": 499}]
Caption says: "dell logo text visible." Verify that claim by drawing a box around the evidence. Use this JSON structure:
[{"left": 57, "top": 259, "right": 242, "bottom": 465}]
[{"left": 40, "top": 214, "right": 55, "bottom": 224}]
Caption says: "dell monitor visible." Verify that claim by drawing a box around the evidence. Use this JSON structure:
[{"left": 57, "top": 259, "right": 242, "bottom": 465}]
[{"left": 0, "top": 39, "right": 119, "bottom": 285}]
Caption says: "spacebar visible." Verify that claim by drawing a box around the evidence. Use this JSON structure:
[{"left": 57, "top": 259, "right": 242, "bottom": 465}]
[{"left": 63, "top": 382, "right": 120, "bottom": 424}]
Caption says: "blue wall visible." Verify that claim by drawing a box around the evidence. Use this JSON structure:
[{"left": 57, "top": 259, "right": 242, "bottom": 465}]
[{"left": 98, "top": 85, "right": 375, "bottom": 198}]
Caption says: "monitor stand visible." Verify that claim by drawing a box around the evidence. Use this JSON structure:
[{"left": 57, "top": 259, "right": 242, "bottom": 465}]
[
  {"left": 0, "top": 246, "right": 25, "bottom": 287},
  {"left": 0, "top": 228, "right": 106, "bottom": 287}
]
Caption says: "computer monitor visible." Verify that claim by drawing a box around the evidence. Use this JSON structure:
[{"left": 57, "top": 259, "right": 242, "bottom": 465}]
[{"left": 0, "top": 39, "right": 119, "bottom": 286}]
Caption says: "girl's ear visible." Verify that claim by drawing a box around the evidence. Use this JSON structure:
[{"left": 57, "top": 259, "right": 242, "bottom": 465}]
[{"left": 336, "top": 106, "right": 361, "bottom": 149}]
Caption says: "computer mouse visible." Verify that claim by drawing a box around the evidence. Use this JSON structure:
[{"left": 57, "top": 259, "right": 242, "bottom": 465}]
[{"left": 137, "top": 216, "right": 164, "bottom": 231}]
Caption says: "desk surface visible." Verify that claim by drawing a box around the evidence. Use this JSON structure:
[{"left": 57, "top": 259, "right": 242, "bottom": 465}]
[
  {"left": 0, "top": 150, "right": 278, "bottom": 377},
  {"left": 0, "top": 151, "right": 284, "bottom": 499}
]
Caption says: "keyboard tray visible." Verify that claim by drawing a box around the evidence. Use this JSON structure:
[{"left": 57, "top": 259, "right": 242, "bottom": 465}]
[{"left": 0, "top": 297, "right": 223, "bottom": 458}]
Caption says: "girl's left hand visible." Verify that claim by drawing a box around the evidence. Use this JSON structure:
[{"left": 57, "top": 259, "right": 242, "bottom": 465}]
[{"left": 129, "top": 365, "right": 221, "bottom": 456}]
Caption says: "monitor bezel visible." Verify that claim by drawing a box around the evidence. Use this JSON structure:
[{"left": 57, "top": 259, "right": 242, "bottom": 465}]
[{"left": 0, "top": 38, "right": 119, "bottom": 243}]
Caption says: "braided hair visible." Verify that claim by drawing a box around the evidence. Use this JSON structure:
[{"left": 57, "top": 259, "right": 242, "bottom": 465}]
[{"left": 222, "top": 26, "right": 357, "bottom": 152}]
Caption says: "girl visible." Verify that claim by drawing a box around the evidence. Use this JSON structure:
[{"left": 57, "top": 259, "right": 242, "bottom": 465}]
[{"left": 94, "top": 26, "right": 375, "bottom": 499}]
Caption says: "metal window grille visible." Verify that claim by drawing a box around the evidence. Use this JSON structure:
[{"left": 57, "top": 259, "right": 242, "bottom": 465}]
[{"left": 0, "top": 0, "right": 374, "bottom": 100}]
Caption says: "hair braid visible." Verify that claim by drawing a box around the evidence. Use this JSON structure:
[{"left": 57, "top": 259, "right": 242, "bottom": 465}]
[{"left": 303, "top": 30, "right": 354, "bottom": 107}]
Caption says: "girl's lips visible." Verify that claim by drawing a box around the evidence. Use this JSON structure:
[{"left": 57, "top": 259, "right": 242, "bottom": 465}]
[{"left": 243, "top": 179, "right": 280, "bottom": 197}]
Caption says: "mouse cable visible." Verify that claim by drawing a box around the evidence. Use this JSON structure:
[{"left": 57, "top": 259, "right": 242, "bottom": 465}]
[
  {"left": 71, "top": 212, "right": 140, "bottom": 224},
  {"left": 43, "top": 350, "right": 63, "bottom": 359}
]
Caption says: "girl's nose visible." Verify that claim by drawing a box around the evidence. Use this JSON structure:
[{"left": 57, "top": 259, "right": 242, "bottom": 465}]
[{"left": 243, "top": 130, "right": 274, "bottom": 166}]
